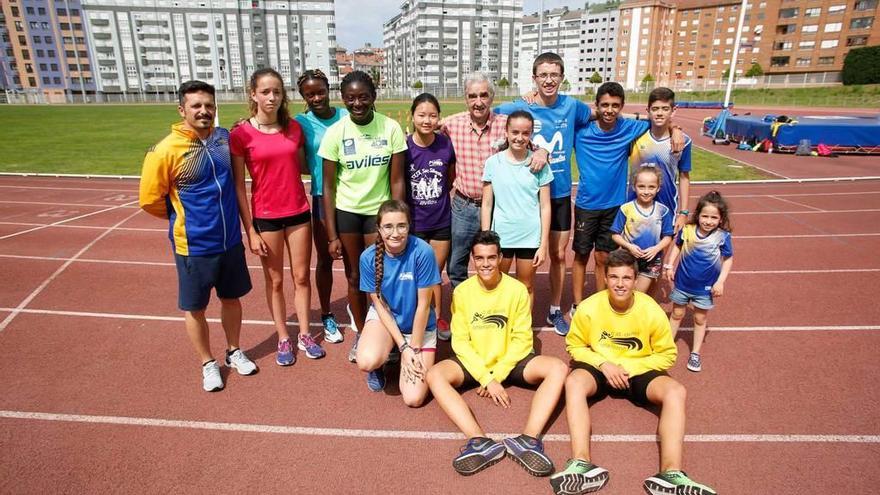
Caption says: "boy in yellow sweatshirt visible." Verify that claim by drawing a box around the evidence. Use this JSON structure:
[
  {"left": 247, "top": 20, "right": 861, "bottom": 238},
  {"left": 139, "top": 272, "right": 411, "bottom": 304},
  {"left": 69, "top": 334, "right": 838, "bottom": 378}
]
[
  {"left": 427, "top": 230, "right": 568, "bottom": 478},
  {"left": 549, "top": 249, "right": 715, "bottom": 495}
]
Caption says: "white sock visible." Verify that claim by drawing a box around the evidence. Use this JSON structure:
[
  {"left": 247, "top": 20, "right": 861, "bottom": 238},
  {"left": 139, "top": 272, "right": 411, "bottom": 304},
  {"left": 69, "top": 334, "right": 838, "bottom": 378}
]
[{"left": 549, "top": 305, "right": 561, "bottom": 314}]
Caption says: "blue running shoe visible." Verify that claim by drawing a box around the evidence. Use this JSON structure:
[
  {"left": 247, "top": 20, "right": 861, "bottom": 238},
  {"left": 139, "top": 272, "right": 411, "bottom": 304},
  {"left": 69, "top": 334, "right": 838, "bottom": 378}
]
[
  {"left": 276, "top": 338, "right": 295, "bottom": 366},
  {"left": 322, "top": 313, "right": 343, "bottom": 344},
  {"left": 366, "top": 367, "right": 386, "bottom": 392},
  {"left": 297, "top": 334, "right": 326, "bottom": 359},
  {"left": 452, "top": 437, "right": 506, "bottom": 476},
  {"left": 503, "top": 434, "right": 554, "bottom": 477},
  {"left": 547, "top": 309, "right": 570, "bottom": 336}
]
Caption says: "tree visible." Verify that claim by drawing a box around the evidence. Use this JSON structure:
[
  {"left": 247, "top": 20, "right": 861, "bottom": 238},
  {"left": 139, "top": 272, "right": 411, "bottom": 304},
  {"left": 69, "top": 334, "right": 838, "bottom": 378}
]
[
  {"left": 589, "top": 71, "right": 603, "bottom": 84},
  {"left": 497, "top": 77, "right": 510, "bottom": 88},
  {"left": 744, "top": 62, "right": 764, "bottom": 77},
  {"left": 411, "top": 80, "right": 423, "bottom": 89},
  {"left": 722, "top": 67, "right": 735, "bottom": 80},
  {"left": 560, "top": 79, "right": 571, "bottom": 91},
  {"left": 842, "top": 46, "right": 880, "bottom": 85},
  {"left": 369, "top": 67, "right": 381, "bottom": 87},
  {"left": 641, "top": 73, "right": 655, "bottom": 91}
]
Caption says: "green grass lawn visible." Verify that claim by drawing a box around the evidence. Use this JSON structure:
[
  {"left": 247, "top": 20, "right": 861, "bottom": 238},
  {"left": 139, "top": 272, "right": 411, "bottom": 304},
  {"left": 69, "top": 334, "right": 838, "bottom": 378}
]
[
  {"left": 623, "top": 84, "right": 880, "bottom": 108},
  {"left": 0, "top": 102, "right": 766, "bottom": 180}
]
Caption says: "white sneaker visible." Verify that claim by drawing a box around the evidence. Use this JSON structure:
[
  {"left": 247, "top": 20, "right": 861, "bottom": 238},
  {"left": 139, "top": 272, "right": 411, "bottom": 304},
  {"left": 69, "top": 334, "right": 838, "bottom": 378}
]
[
  {"left": 346, "top": 304, "right": 359, "bottom": 333},
  {"left": 202, "top": 360, "right": 224, "bottom": 392},
  {"left": 347, "top": 332, "right": 360, "bottom": 363},
  {"left": 225, "top": 348, "right": 257, "bottom": 375}
]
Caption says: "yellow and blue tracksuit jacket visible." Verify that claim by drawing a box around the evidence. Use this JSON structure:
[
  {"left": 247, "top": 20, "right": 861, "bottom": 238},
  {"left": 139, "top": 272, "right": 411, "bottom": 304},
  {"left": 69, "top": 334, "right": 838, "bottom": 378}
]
[{"left": 139, "top": 122, "right": 241, "bottom": 256}]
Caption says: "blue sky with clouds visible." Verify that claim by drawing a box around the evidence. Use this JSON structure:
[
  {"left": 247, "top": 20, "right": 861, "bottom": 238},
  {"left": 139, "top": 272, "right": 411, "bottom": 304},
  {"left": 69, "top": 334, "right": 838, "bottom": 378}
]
[{"left": 333, "top": 0, "right": 582, "bottom": 50}]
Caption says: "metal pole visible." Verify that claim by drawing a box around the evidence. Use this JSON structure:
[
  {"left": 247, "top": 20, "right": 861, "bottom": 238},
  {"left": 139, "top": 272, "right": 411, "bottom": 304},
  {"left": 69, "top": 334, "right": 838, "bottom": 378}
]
[
  {"left": 723, "top": 0, "right": 748, "bottom": 108},
  {"left": 538, "top": 0, "right": 544, "bottom": 54}
]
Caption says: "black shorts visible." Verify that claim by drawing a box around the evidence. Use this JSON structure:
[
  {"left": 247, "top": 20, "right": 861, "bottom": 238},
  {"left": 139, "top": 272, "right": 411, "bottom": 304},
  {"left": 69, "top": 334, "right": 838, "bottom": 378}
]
[
  {"left": 450, "top": 353, "right": 536, "bottom": 389},
  {"left": 637, "top": 253, "right": 663, "bottom": 279},
  {"left": 571, "top": 361, "right": 666, "bottom": 406},
  {"left": 414, "top": 225, "right": 451, "bottom": 242},
  {"left": 174, "top": 242, "right": 252, "bottom": 311},
  {"left": 550, "top": 196, "right": 573, "bottom": 232},
  {"left": 253, "top": 210, "right": 311, "bottom": 233},
  {"left": 500, "top": 247, "right": 538, "bottom": 260},
  {"left": 336, "top": 209, "right": 377, "bottom": 235},
  {"left": 573, "top": 206, "right": 620, "bottom": 255}
]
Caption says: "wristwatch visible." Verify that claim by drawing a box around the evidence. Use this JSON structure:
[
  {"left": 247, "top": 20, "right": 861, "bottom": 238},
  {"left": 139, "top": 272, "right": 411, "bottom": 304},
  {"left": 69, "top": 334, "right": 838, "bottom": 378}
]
[{"left": 678, "top": 209, "right": 689, "bottom": 216}]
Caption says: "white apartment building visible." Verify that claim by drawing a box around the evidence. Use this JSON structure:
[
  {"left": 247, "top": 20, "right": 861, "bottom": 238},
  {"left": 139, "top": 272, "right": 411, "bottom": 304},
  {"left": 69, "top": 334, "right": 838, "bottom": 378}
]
[
  {"left": 383, "top": 0, "right": 523, "bottom": 92},
  {"left": 80, "top": 0, "right": 338, "bottom": 94},
  {"left": 517, "top": 5, "right": 618, "bottom": 95}
]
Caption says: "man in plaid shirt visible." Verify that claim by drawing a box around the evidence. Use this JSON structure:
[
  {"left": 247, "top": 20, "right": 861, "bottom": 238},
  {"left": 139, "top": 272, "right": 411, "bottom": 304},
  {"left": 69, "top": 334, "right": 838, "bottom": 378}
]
[{"left": 441, "top": 72, "right": 548, "bottom": 289}]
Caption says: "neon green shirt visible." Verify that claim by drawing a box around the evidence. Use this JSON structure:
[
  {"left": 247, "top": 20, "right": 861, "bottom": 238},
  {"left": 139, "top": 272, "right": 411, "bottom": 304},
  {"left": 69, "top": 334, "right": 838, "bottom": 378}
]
[{"left": 318, "top": 112, "right": 407, "bottom": 215}]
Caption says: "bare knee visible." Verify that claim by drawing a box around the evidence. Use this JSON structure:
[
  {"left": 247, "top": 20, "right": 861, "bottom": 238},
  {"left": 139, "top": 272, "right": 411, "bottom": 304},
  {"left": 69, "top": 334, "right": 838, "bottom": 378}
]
[
  {"left": 266, "top": 273, "right": 284, "bottom": 293},
  {"left": 549, "top": 359, "right": 569, "bottom": 382},
  {"left": 663, "top": 381, "right": 687, "bottom": 405},
  {"left": 402, "top": 392, "right": 427, "bottom": 408},
  {"left": 292, "top": 268, "right": 310, "bottom": 288},
  {"left": 693, "top": 311, "right": 708, "bottom": 326},
  {"left": 670, "top": 305, "right": 686, "bottom": 320},
  {"left": 550, "top": 247, "right": 566, "bottom": 264},
  {"left": 356, "top": 352, "right": 384, "bottom": 372}
]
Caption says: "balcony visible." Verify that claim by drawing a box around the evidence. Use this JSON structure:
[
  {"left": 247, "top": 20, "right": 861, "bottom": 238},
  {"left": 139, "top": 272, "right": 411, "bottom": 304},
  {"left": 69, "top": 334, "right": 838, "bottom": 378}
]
[
  {"left": 91, "top": 19, "right": 110, "bottom": 27},
  {"left": 192, "top": 34, "right": 209, "bottom": 41},
  {"left": 93, "top": 33, "right": 112, "bottom": 40}
]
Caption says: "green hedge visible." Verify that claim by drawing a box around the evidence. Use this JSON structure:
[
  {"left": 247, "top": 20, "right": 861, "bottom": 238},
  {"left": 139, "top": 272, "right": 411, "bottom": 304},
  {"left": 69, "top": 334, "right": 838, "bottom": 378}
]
[{"left": 842, "top": 45, "right": 880, "bottom": 85}]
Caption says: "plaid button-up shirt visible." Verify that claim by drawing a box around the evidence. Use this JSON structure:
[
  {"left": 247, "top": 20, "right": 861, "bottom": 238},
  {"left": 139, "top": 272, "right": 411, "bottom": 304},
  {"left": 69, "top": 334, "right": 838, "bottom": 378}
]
[{"left": 441, "top": 112, "right": 508, "bottom": 200}]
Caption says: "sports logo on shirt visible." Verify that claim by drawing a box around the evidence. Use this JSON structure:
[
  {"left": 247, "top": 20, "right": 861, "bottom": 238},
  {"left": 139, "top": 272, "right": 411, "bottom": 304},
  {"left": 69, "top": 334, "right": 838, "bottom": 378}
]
[
  {"left": 599, "top": 331, "right": 643, "bottom": 351},
  {"left": 410, "top": 167, "right": 443, "bottom": 204},
  {"left": 471, "top": 312, "right": 508, "bottom": 329},
  {"left": 371, "top": 138, "right": 388, "bottom": 148},
  {"left": 343, "top": 138, "right": 356, "bottom": 155},
  {"left": 399, "top": 272, "right": 414, "bottom": 281}
]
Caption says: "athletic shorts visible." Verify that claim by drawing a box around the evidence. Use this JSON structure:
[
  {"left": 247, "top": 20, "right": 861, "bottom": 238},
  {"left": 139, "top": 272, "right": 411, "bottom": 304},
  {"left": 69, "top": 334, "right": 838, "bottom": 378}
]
[
  {"left": 450, "top": 353, "right": 537, "bottom": 389},
  {"left": 550, "top": 196, "right": 573, "bottom": 232},
  {"left": 571, "top": 361, "right": 666, "bottom": 406},
  {"left": 365, "top": 305, "right": 438, "bottom": 351},
  {"left": 174, "top": 242, "right": 252, "bottom": 311},
  {"left": 573, "top": 206, "right": 620, "bottom": 255},
  {"left": 336, "top": 209, "right": 377, "bottom": 235},
  {"left": 253, "top": 210, "right": 311, "bottom": 233},
  {"left": 500, "top": 247, "right": 538, "bottom": 260},
  {"left": 637, "top": 253, "right": 663, "bottom": 279},
  {"left": 669, "top": 287, "right": 714, "bottom": 310},
  {"left": 414, "top": 225, "right": 451, "bottom": 242}
]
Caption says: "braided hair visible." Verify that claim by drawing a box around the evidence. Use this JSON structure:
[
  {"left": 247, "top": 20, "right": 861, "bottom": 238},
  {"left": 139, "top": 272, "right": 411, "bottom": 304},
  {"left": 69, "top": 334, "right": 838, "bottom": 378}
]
[
  {"left": 296, "top": 68, "right": 329, "bottom": 92},
  {"left": 374, "top": 200, "right": 411, "bottom": 302},
  {"left": 247, "top": 67, "right": 291, "bottom": 130}
]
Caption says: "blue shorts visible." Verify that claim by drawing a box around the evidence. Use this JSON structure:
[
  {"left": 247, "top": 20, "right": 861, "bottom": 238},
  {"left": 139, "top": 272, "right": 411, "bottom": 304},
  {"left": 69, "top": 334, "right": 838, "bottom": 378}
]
[
  {"left": 174, "top": 242, "right": 252, "bottom": 311},
  {"left": 669, "top": 287, "right": 714, "bottom": 310}
]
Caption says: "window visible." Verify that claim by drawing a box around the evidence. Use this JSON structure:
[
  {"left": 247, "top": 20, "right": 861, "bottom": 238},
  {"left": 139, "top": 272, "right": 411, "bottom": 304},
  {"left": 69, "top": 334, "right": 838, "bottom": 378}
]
[
  {"left": 805, "top": 7, "right": 821, "bottom": 17},
  {"left": 799, "top": 40, "right": 815, "bottom": 49},
  {"left": 778, "top": 8, "right": 798, "bottom": 19},
  {"left": 828, "top": 5, "right": 846, "bottom": 14},
  {"left": 42, "top": 76, "right": 50, "bottom": 84},
  {"left": 855, "top": 0, "right": 878, "bottom": 10},
  {"left": 57, "top": 8, "right": 68, "bottom": 16},
  {"left": 28, "top": 77, "right": 36, "bottom": 86},
  {"left": 18, "top": 35, "right": 26, "bottom": 44},
  {"left": 44, "top": 36, "right": 52, "bottom": 43},
  {"left": 36, "top": 49, "right": 44, "bottom": 57},
  {"left": 21, "top": 49, "right": 30, "bottom": 60},
  {"left": 776, "top": 24, "right": 796, "bottom": 34},
  {"left": 53, "top": 77, "right": 61, "bottom": 84},
  {"left": 850, "top": 17, "right": 874, "bottom": 29},
  {"left": 824, "top": 22, "right": 842, "bottom": 32},
  {"left": 26, "top": 7, "right": 35, "bottom": 15},
  {"left": 770, "top": 56, "right": 790, "bottom": 67},
  {"left": 847, "top": 35, "right": 868, "bottom": 46},
  {"left": 25, "top": 63, "right": 34, "bottom": 73},
  {"left": 11, "top": 6, "right": 20, "bottom": 16},
  {"left": 820, "top": 39, "right": 839, "bottom": 49},
  {"left": 773, "top": 41, "right": 793, "bottom": 50},
  {"left": 802, "top": 24, "right": 818, "bottom": 33},
  {"left": 795, "top": 57, "right": 811, "bottom": 66},
  {"left": 818, "top": 56, "right": 834, "bottom": 65}
]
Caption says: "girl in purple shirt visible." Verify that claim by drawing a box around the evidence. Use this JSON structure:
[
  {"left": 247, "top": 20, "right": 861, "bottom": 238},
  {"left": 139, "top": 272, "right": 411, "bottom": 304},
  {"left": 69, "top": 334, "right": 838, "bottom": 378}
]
[{"left": 405, "top": 93, "right": 456, "bottom": 340}]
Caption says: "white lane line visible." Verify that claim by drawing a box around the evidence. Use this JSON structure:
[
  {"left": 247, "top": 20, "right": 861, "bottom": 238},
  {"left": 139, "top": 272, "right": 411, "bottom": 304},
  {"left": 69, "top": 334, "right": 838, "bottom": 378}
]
[
  {"left": 0, "top": 209, "right": 142, "bottom": 333},
  {"left": 769, "top": 195, "right": 825, "bottom": 212},
  {"left": 2, "top": 254, "right": 878, "bottom": 276},
  {"left": 0, "top": 200, "right": 140, "bottom": 241},
  {"left": 737, "top": 233, "right": 880, "bottom": 239},
  {"left": 1, "top": 307, "right": 877, "bottom": 334},
  {"left": 0, "top": 184, "right": 136, "bottom": 192},
  {"left": 736, "top": 208, "right": 880, "bottom": 215},
  {"left": 1, "top": 410, "right": 877, "bottom": 444},
  {"left": 0, "top": 200, "right": 137, "bottom": 208},
  {"left": 0, "top": 221, "right": 164, "bottom": 233},
  {"left": 720, "top": 190, "right": 880, "bottom": 199}
]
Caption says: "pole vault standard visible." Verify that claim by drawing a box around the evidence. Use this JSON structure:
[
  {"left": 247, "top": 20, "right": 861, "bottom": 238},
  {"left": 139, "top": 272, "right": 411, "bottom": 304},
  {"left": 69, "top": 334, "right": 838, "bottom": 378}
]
[{"left": 723, "top": 0, "right": 748, "bottom": 109}]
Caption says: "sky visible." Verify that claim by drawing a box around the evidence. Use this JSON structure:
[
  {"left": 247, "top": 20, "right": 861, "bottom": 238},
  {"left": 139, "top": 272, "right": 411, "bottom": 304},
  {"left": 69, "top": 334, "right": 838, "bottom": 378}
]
[{"left": 333, "top": 0, "right": 583, "bottom": 51}]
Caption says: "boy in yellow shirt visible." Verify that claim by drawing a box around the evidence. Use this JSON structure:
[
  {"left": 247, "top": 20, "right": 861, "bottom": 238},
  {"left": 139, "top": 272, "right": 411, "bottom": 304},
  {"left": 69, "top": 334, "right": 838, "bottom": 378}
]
[
  {"left": 550, "top": 250, "right": 715, "bottom": 495},
  {"left": 426, "top": 230, "right": 568, "bottom": 478}
]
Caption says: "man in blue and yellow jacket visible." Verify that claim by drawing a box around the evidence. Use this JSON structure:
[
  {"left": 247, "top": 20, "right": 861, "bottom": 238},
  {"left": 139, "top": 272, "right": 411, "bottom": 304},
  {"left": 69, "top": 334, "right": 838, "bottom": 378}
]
[{"left": 139, "top": 80, "right": 257, "bottom": 393}]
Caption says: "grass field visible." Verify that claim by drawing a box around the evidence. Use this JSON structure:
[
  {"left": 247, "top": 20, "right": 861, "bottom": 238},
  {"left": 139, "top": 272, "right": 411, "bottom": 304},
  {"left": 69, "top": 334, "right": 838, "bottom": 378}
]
[
  {"left": 0, "top": 102, "right": 767, "bottom": 180},
  {"left": 623, "top": 84, "right": 880, "bottom": 108}
]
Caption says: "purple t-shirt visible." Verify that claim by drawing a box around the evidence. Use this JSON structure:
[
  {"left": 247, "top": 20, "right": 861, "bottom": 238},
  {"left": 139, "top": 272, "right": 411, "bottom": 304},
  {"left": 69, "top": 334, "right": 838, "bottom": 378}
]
[{"left": 405, "top": 133, "right": 456, "bottom": 232}]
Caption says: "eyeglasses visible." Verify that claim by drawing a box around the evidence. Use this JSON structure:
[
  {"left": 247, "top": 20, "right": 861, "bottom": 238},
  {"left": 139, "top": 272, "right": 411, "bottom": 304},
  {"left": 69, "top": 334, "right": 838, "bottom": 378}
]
[
  {"left": 379, "top": 223, "right": 410, "bottom": 235},
  {"left": 535, "top": 73, "right": 563, "bottom": 81}
]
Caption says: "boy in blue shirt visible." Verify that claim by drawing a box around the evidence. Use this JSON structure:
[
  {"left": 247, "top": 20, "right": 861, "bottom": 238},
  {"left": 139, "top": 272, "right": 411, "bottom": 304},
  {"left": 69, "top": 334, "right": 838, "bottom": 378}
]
[{"left": 494, "top": 53, "right": 592, "bottom": 336}]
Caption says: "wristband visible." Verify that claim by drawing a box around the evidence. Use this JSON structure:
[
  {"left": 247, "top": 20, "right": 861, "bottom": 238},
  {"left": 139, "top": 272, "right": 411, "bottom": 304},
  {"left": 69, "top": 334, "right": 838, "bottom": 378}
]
[
  {"left": 399, "top": 342, "right": 412, "bottom": 353},
  {"left": 678, "top": 209, "right": 689, "bottom": 216}
]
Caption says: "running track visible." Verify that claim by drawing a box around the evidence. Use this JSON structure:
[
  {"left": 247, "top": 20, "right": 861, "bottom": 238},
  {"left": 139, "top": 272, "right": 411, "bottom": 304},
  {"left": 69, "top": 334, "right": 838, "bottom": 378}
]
[{"left": 1, "top": 176, "right": 879, "bottom": 494}]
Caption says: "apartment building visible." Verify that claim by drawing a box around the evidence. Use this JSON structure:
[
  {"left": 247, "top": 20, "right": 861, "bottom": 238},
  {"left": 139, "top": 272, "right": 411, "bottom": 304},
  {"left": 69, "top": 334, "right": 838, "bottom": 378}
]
[
  {"left": 79, "top": 0, "right": 338, "bottom": 95},
  {"left": 617, "top": 0, "right": 879, "bottom": 90},
  {"left": 577, "top": 5, "right": 619, "bottom": 88},
  {"left": 336, "top": 43, "right": 384, "bottom": 81},
  {"left": 0, "top": 0, "right": 95, "bottom": 102},
  {"left": 517, "top": 8, "right": 584, "bottom": 92},
  {"left": 383, "top": 0, "right": 523, "bottom": 91}
]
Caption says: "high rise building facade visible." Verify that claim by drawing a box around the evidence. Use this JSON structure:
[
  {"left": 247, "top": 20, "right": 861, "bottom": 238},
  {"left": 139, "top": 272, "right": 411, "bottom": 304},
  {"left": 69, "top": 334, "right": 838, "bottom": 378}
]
[
  {"left": 616, "top": 0, "right": 880, "bottom": 91},
  {"left": 79, "top": 0, "right": 338, "bottom": 95},
  {"left": 0, "top": 0, "right": 95, "bottom": 102},
  {"left": 383, "top": 0, "right": 523, "bottom": 92}
]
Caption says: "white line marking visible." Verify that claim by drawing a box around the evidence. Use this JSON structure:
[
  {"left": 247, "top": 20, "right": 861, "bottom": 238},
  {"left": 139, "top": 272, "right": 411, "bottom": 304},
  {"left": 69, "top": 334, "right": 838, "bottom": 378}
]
[
  {"left": 0, "top": 209, "right": 142, "bottom": 333},
  {"left": 0, "top": 200, "right": 137, "bottom": 208},
  {"left": 737, "top": 233, "right": 880, "bottom": 239},
  {"left": 0, "top": 184, "right": 136, "bottom": 192},
  {"left": 770, "top": 195, "right": 825, "bottom": 212},
  {"left": 736, "top": 208, "right": 880, "bottom": 215},
  {"left": 721, "top": 190, "right": 880, "bottom": 199},
  {"left": 1, "top": 410, "right": 877, "bottom": 443},
  {"left": 0, "top": 200, "right": 139, "bottom": 240},
  {"left": 0, "top": 221, "right": 164, "bottom": 233},
  {"left": 2, "top": 254, "right": 878, "bottom": 276},
  {"left": 1, "top": 307, "right": 877, "bottom": 334}
]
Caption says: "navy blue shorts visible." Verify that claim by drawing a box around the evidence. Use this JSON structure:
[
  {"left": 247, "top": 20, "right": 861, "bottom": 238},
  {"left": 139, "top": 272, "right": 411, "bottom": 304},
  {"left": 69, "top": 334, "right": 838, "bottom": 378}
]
[{"left": 174, "top": 242, "right": 252, "bottom": 311}]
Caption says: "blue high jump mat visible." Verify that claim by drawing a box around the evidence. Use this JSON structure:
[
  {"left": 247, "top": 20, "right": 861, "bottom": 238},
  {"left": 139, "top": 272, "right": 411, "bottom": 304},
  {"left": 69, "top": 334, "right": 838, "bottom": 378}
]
[
  {"left": 677, "top": 101, "right": 729, "bottom": 109},
  {"left": 724, "top": 114, "right": 880, "bottom": 154}
]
